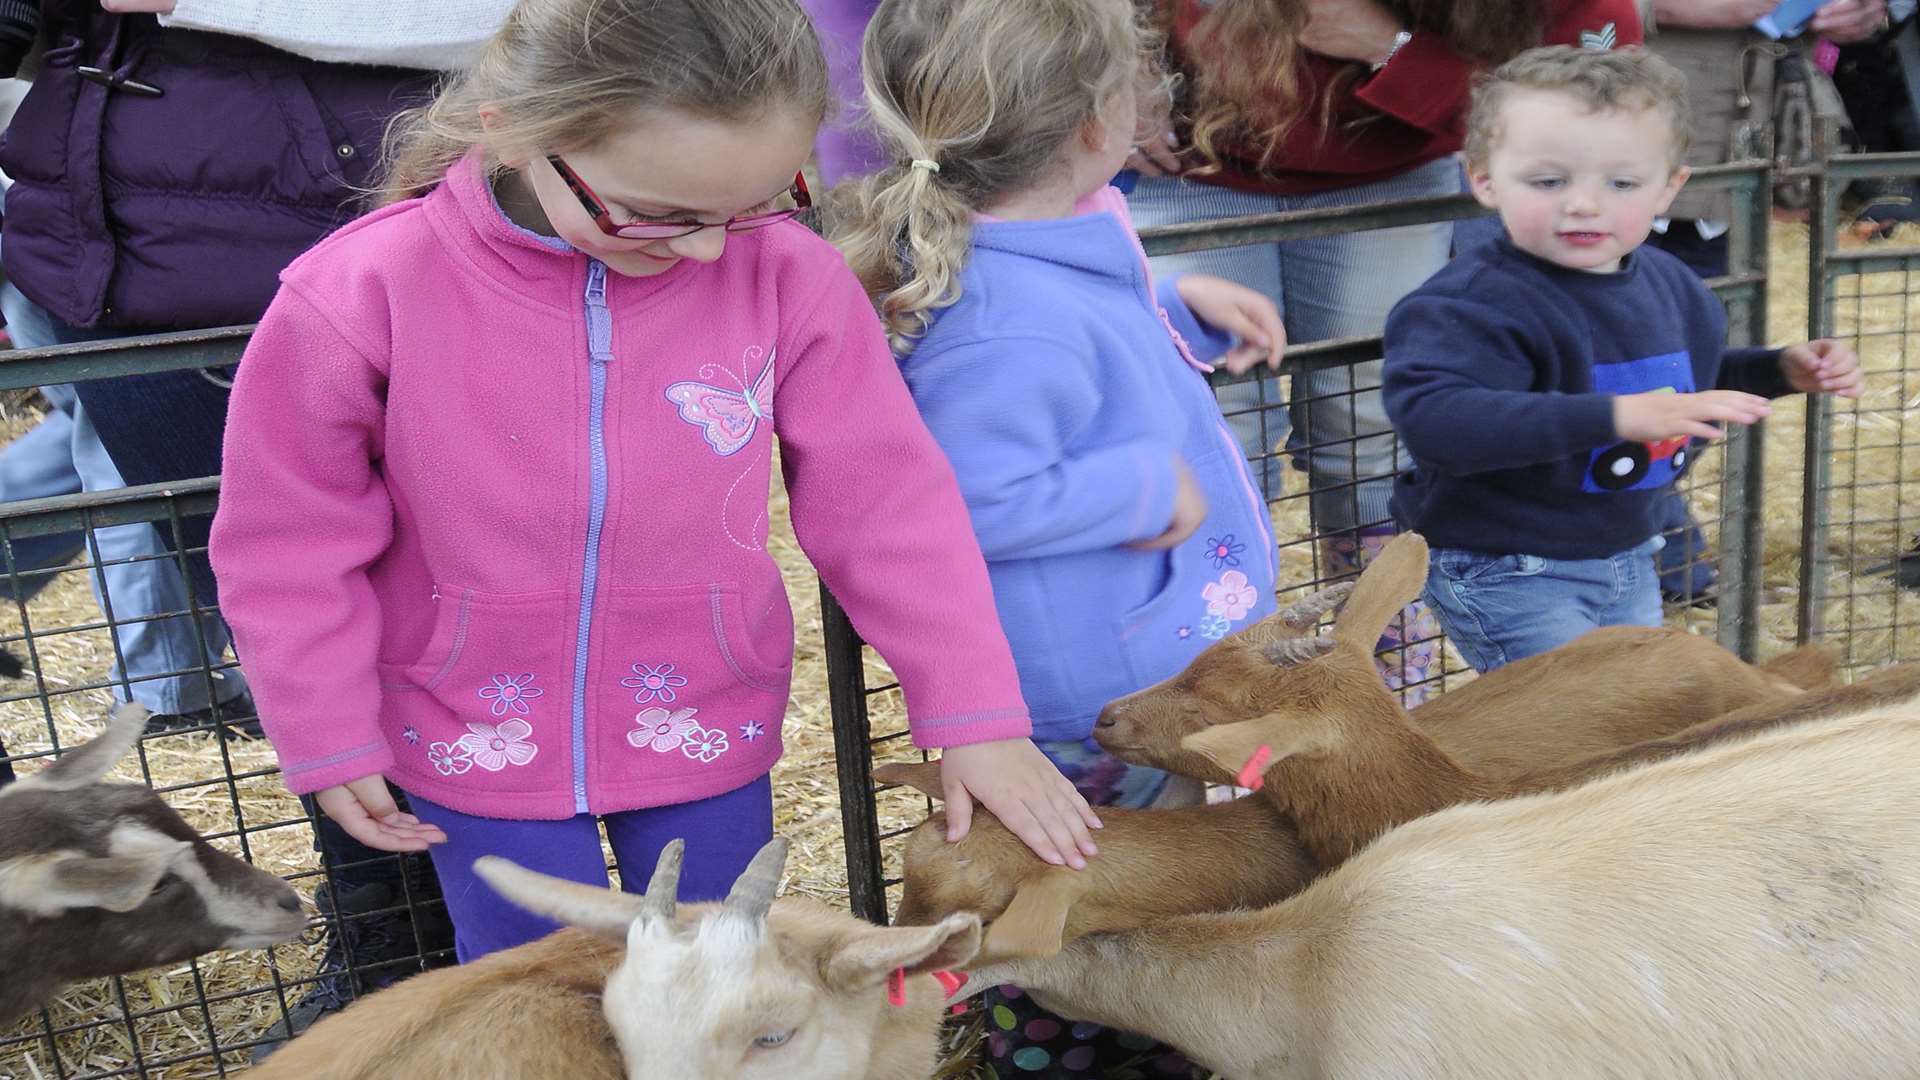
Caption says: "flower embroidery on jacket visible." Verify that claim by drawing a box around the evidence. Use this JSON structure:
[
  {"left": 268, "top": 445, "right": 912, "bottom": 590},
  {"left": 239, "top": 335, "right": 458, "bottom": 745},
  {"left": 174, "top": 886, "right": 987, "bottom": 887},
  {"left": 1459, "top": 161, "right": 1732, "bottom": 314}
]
[
  {"left": 456, "top": 719, "right": 540, "bottom": 772},
  {"left": 401, "top": 726, "right": 421, "bottom": 746},
  {"left": 477, "top": 673, "right": 544, "bottom": 717},
  {"left": 629, "top": 707, "right": 703, "bottom": 753},
  {"left": 621, "top": 662, "right": 688, "bottom": 704},
  {"left": 682, "top": 727, "right": 730, "bottom": 763},
  {"left": 740, "top": 721, "right": 765, "bottom": 742},
  {"left": 427, "top": 741, "right": 473, "bottom": 776},
  {"left": 1203, "top": 570, "right": 1258, "bottom": 622},
  {"left": 1203, "top": 534, "right": 1246, "bottom": 570},
  {"left": 1175, "top": 625, "right": 1193, "bottom": 640},
  {"left": 1197, "top": 614, "right": 1232, "bottom": 640}
]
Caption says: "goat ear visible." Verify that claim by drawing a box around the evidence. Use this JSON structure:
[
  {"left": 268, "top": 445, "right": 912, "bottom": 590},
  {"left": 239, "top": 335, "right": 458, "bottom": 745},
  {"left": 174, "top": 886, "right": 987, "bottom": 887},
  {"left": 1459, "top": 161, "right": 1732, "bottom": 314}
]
[
  {"left": 1182, "top": 713, "right": 1338, "bottom": 783},
  {"left": 871, "top": 760, "right": 945, "bottom": 800},
  {"left": 473, "top": 856, "right": 645, "bottom": 940},
  {"left": 0, "top": 840, "right": 189, "bottom": 916},
  {"left": 826, "top": 912, "right": 983, "bottom": 990},
  {"left": 1331, "top": 533, "right": 1429, "bottom": 651},
  {"left": 981, "top": 870, "right": 1085, "bottom": 960},
  {"left": 11, "top": 703, "right": 149, "bottom": 794}
]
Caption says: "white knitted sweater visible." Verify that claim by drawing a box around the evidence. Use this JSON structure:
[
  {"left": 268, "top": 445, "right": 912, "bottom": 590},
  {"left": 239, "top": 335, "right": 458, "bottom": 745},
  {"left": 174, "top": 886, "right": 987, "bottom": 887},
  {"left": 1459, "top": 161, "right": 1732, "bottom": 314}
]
[{"left": 159, "top": 0, "right": 516, "bottom": 71}]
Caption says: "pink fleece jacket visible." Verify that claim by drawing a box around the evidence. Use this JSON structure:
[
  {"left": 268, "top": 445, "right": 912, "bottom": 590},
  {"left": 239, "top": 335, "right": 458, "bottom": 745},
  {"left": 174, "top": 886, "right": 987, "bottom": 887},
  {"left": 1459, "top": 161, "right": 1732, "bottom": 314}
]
[{"left": 211, "top": 153, "right": 1031, "bottom": 819}]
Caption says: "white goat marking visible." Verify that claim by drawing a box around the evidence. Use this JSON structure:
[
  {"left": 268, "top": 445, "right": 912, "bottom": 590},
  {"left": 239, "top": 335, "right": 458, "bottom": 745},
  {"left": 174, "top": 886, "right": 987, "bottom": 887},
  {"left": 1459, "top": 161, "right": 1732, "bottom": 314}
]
[
  {"left": 1631, "top": 951, "right": 1672, "bottom": 1020},
  {"left": 1445, "top": 958, "right": 1481, "bottom": 984},
  {"left": 1493, "top": 923, "right": 1556, "bottom": 968},
  {"left": 0, "top": 852, "right": 83, "bottom": 916}
]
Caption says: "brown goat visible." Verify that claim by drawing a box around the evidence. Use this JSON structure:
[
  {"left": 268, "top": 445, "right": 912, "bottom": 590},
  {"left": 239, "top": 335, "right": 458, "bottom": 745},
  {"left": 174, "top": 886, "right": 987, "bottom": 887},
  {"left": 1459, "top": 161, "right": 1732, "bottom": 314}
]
[
  {"left": 876, "top": 760, "right": 1318, "bottom": 959},
  {"left": 1166, "top": 539, "right": 1892, "bottom": 866},
  {"left": 1095, "top": 531, "right": 1824, "bottom": 786},
  {"left": 249, "top": 839, "right": 980, "bottom": 1080},
  {"left": 1, "top": 705, "right": 306, "bottom": 1023}
]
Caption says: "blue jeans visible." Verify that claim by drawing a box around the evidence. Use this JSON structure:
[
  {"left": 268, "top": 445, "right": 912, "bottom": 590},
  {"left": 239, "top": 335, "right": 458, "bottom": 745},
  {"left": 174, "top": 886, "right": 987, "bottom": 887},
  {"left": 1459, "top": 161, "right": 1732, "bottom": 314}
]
[
  {"left": 407, "top": 774, "right": 774, "bottom": 962},
  {"left": 1126, "top": 159, "right": 1459, "bottom": 529},
  {"left": 0, "top": 287, "right": 246, "bottom": 712},
  {"left": 1422, "top": 536, "right": 1666, "bottom": 673}
]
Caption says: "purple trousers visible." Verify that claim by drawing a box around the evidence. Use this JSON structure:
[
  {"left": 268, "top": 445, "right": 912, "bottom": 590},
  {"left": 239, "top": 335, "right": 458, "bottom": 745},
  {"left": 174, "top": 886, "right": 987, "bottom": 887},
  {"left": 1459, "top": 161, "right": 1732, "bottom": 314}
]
[
  {"left": 802, "top": 0, "right": 885, "bottom": 183},
  {"left": 408, "top": 774, "right": 773, "bottom": 961}
]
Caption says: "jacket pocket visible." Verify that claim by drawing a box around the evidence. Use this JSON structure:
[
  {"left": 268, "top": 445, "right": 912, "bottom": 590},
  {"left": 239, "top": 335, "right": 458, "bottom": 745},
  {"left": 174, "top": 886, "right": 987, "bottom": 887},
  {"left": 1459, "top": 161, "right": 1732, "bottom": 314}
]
[
  {"left": 592, "top": 583, "right": 792, "bottom": 778},
  {"left": 1112, "top": 548, "right": 1209, "bottom": 690},
  {"left": 378, "top": 586, "right": 573, "bottom": 788}
]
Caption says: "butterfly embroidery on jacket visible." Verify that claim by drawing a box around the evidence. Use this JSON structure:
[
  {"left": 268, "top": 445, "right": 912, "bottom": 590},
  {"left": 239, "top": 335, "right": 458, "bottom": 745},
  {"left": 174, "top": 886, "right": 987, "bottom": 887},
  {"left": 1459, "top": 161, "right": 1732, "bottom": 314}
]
[{"left": 666, "top": 346, "right": 776, "bottom": 456}]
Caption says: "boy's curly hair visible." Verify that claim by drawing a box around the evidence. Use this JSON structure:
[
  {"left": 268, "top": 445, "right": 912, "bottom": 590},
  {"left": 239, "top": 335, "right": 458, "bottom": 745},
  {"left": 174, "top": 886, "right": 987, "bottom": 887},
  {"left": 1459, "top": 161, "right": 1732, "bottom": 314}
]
[{"left": 1464, "top": 46, "right": 1692, "bottom": 171}]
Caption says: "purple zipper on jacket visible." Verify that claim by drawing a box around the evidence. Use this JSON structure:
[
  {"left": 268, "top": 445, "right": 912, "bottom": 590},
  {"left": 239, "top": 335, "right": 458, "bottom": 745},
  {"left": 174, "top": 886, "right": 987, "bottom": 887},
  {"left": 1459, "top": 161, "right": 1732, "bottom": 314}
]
[{"left": 570, "top": 259, "right": 614, "bottom": 814}]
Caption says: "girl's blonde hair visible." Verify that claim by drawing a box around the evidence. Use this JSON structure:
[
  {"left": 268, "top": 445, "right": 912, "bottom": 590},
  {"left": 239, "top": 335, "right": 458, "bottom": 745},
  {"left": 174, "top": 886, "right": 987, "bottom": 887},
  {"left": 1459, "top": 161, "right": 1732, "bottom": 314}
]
[
  {"left": 377, "top": 0, "right": 830, "bottom": 206},
  {"left": 830, "top": 0, "right": 1161, "bottom": 353},
  {"left": 1169, "top": 0, "right": 1550, "bottom": 175}
]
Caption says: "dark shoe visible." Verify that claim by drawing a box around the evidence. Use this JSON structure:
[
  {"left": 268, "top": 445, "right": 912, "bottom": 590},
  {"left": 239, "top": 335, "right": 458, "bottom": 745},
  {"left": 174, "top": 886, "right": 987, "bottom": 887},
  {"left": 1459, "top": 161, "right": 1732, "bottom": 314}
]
[
  {"left": 0, "top": 647, "right": 21, "bottom": 679},
  {"left": 249, "top": 876, "right": 453, "bottom": 1061},
  {"left": 142, "top": 689, "right": 264, "bottom": 739}
]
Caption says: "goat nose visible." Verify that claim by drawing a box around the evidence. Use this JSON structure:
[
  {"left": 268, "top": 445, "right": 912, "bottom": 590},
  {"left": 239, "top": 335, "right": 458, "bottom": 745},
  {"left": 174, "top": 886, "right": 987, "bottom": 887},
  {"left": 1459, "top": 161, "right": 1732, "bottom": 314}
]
[
  {"left": 1095, "top": 705, "right": 1118, "bottom": 729},
  {"left": 276, "top": 891, "right": 303, "bottom": 913}
]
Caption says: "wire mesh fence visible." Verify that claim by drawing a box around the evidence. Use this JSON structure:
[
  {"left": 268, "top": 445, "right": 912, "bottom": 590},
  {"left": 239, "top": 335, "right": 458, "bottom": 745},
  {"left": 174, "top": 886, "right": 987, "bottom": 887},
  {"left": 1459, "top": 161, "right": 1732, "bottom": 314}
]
[{"left": 5, "top": 152, "right": 1915, "bottom": 1079}]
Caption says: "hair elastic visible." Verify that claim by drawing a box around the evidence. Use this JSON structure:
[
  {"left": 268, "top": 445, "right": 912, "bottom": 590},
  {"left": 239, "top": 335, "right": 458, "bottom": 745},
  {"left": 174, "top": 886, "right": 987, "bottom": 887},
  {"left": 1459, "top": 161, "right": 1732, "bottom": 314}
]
[{"left": 909, "top": 158, "right": 941, "bottom": 173}]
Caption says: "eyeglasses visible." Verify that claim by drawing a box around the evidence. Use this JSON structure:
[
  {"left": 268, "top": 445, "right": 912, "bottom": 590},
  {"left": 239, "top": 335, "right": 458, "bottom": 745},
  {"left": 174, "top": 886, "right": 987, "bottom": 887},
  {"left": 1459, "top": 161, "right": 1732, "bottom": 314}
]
[{"left": 547, "top": 155, "right": 811, "bottom": 240}]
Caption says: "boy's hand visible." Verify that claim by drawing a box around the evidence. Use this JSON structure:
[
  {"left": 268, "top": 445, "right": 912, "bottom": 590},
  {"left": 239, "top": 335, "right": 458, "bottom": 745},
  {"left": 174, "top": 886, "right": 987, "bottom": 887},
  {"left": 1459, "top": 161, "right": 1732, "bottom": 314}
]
[
  {"left": 938, "top": 739, "right": 1102, "bottom": 868},
  {"left": 1131, "top": 457, "right": 1208, "bottom": 550},
  {"left": 1174, "top": 274, "right": 1286, "bottom": 373},
  {"left": 315, "top": 774, "right": 448, "bottom": 852},
  {"left": 1780, "top": 340, "right": 1865, "bottom": 398},
  {"left": 1613, "top": 390, "right": 1771, "bottom": 442}
]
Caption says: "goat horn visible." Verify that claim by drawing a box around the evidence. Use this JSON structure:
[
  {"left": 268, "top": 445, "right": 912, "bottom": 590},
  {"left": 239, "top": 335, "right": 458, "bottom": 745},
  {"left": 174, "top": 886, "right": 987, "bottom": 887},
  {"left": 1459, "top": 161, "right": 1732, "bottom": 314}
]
[
  {"left": 1277, "top": 582, "right": 1356, "bottom": 630},
  {"left": 1264, "top": 635, "right": 1338, "bottom": 667},
  {"left": 723, "top": 837, "right": 790, "bottom": 921},
  {"left": 640, "top": 838, "right": 686, "bottom": 922}
]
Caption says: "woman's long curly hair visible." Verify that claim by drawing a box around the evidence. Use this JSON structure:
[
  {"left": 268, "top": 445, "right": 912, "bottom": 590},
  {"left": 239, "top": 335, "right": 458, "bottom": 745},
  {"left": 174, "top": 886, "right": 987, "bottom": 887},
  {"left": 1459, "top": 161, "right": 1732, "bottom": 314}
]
[{"left": 1171, "top": 0, "right": 1550, "bottom": 174}]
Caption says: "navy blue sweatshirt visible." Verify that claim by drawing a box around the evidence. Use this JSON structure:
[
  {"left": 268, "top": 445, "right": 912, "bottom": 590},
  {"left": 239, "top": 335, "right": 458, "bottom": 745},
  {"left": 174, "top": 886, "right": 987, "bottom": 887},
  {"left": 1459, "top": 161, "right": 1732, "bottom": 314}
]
[{"left": 1382, "top": 238, "right": 1792, "bottom": 559}]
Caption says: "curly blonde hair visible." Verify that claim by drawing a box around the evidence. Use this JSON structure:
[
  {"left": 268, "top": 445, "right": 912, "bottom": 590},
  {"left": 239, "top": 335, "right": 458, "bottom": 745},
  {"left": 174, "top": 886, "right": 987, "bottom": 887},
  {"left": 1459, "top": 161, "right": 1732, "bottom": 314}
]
[
  {"left": 828, "top": 0, "right": 1163, "bottom": 354},
  {"left": 1464, "top": 46, "right": 1692, "bottom": 171}
]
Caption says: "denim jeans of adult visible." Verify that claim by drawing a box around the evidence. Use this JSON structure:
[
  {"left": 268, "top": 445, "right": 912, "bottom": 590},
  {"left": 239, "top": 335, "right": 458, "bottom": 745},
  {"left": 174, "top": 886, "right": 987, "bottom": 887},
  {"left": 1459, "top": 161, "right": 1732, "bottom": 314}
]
[
  {"left": 1126, "top": 158, "right": 1458, "bottom": 531},
  {"left": 1422, "top": 535, "right": 1667, "bottom": 673},
  {"left": 0, "top": 286, "right": 245, "bottom": 712}
]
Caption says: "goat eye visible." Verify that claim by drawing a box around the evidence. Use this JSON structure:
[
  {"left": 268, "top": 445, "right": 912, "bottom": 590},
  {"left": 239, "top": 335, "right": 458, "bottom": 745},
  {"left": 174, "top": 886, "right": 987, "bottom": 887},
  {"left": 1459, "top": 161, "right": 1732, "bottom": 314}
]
[{"left": 753, "top": 1029, "right": 795, "bottom": 1049}]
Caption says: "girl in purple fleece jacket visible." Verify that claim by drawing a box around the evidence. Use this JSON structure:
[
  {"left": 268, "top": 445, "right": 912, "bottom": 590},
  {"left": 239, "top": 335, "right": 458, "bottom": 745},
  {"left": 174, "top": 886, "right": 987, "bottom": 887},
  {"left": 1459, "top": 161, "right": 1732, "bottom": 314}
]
[
  {"left": 831, "top": 0, "right": 1286, "bottom": 1072},
  {"left": 210, "top": 0, "right": 1100, "bottom": 962}
]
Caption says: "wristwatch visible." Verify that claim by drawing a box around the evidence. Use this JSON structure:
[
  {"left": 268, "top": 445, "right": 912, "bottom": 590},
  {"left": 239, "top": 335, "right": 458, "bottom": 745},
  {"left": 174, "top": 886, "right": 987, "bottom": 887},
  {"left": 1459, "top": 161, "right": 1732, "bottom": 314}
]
[{"left": 1372, "top": 29, "right": 1413, "bottom": 72}]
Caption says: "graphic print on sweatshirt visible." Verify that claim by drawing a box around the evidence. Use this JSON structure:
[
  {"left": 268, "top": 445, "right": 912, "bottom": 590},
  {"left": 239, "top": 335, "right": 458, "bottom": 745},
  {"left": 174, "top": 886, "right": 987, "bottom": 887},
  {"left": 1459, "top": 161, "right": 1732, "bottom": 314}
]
[
  {"left": 1583, "top": 350, "right": 1696, "bottom": 494},
  {"left": 665, "top": 345, "right": 776, "bottom": 551}
]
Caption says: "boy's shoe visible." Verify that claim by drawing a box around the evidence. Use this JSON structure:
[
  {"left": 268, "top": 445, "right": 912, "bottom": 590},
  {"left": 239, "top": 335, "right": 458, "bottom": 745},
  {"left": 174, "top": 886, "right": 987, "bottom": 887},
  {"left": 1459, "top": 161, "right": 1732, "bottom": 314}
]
[
  {"left": 249, "top": 875, "right": 454, "bottom": 1061},
  {"left": 141, "top": 689, "right": 265, "bottom": 739}
]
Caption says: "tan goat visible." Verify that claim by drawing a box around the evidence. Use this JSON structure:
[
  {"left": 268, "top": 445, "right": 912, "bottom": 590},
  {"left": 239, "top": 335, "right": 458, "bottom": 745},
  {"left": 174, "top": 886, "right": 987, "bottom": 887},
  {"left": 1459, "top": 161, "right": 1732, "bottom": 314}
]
[
  {"left": 959, "top": 702, "right": 1920, "bottom": 1079},
  {"left": 248, "top": 838, "right": 981, "bottom": 1080},
  {"left": 875, "top": 760, "right": 1318, "bottom": 959},
  {"left": 1095, "top": 531, "right": 1826, "bottom": 787},
  {"left": 1, "top": 704, "right": 306, "bottom": 1023}
]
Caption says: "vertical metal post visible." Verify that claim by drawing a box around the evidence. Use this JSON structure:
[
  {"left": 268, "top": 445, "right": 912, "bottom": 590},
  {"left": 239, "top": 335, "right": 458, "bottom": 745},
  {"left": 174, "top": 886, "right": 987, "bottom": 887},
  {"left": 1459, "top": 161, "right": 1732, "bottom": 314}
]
[
  {"left": 1715, "top": 165, "right": 1773, "bottom": 660},
  {"left": 1797, "top": 123, "right": 1840, "bottom": 645},
  {"left": 820, "top": 584, "right": 888, "bottom": 924}
]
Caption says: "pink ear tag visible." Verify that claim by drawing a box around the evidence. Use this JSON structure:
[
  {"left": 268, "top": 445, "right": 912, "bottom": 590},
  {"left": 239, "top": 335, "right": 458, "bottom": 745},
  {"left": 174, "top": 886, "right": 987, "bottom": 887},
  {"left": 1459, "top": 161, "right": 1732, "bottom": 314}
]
[
  {"left": 886, "top": 968, "right": 907, "bottom": 1007},
  {"left": 933, "top": 969, "right": 967, "bottom": 998},
  {"left": 1236, "top": 744, "right": 1273, "bottom": 791}
]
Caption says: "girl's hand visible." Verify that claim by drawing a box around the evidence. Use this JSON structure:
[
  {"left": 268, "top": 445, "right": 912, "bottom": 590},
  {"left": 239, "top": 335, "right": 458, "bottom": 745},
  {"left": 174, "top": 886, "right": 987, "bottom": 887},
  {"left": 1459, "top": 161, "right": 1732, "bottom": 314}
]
[
  {"left": 1126, "top": 129, "right": 1185, "bottom": 177},
  {"left": 1175, "top": 274, "right": 1286, "bottom": 373},
  {"left": 939, "top": 739, "right": 1102, "bottom": 868},
  {"left": 1131, "top": 457, "right": 1208, "bottom": 550},
  {"left": 1612, "top": 389, "right": 1771, "bottom": 442},
  {"left": 100, "top": 0, "right": 176, "bottom": 12},
  {"left": 1302, "top": 0, "right": 1406, "bottom": 64},
  {"left": 315, "top": 774, "right": 448, "bottom": 852},
  {"left": 1780, "top": 339, "right": 1865, "bottom": 397},
  {"left": 1651, "top": 0, "right": 1779, "bottom": 29}
]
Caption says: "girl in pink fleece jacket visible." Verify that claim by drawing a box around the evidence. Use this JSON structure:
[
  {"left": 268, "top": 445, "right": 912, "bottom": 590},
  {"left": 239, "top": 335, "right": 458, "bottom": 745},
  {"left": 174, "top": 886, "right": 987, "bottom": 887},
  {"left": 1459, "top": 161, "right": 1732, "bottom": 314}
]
[{"left": 210, "top": 0, "right": 1098, "bottom": 961}]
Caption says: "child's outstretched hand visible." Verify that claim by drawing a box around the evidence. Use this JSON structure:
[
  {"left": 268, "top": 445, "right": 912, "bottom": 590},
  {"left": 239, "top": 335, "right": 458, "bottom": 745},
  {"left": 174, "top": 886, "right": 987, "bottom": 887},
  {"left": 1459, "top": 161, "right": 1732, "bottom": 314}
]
[
  {"left": 1779, "top": 339, "right": 1864, "bottom": 398},
  {"left": 315, "top": 773, "right": 448, "bottom": 852},
  {"left": 1175, "top": 274, "right": 1286, "bottom": 374},
  {"left": 939, "top": 739, "right": 1102, "bottom": 868},
  {"left": 1613, "top": 389, "right": 1771, "bottom": 442}
]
